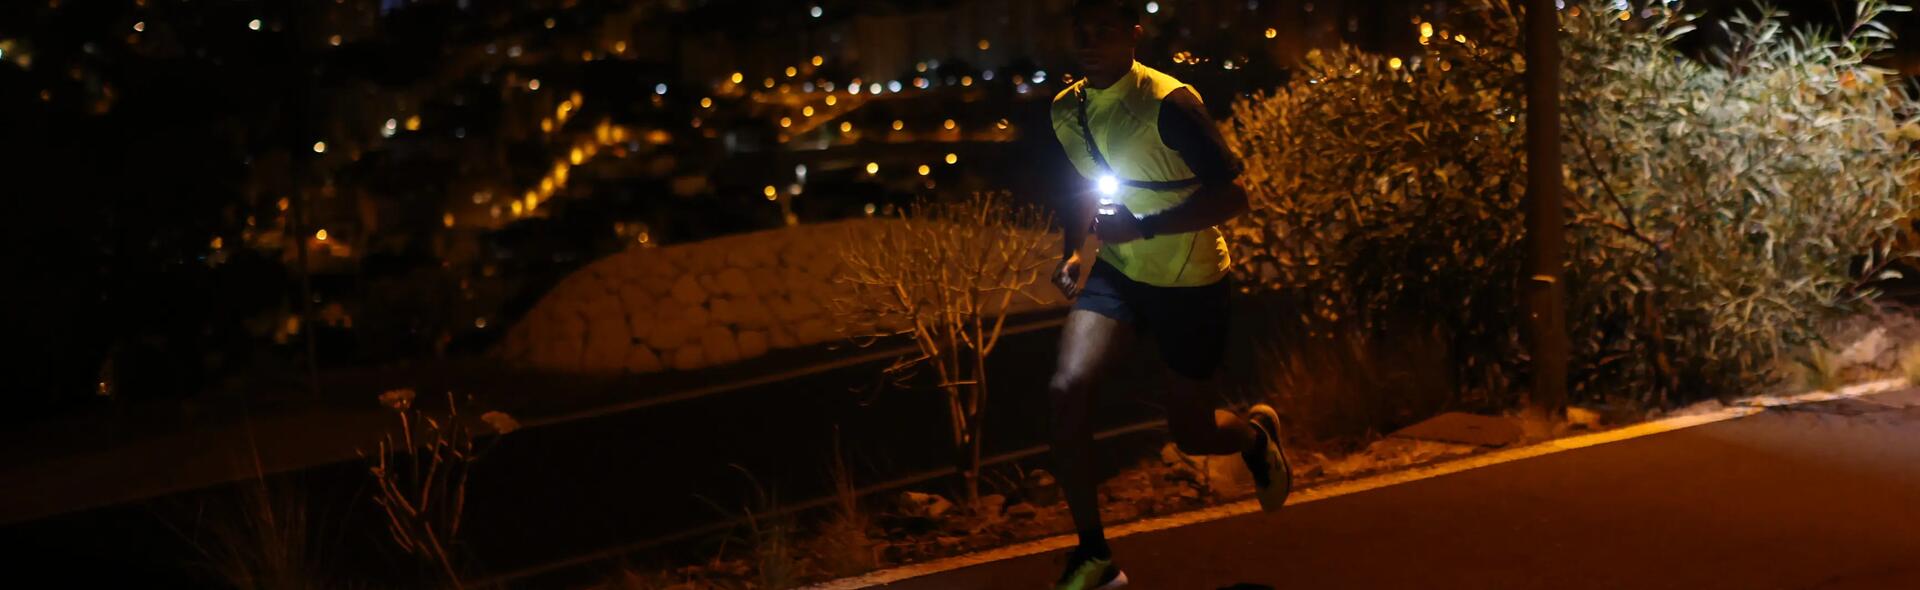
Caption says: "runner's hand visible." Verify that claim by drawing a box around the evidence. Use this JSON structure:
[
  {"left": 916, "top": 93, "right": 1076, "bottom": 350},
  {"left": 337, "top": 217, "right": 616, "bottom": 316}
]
[
  {"left": 1053, "top": 253, "right": 1083, "bottom": 299},
  {"left": 1093, "top": 205, "right": 1144, "bottom": 244}
]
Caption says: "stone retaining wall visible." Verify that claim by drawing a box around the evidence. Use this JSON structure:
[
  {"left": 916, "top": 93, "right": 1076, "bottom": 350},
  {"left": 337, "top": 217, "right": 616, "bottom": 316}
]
[{"left": 494, "top": 219, "right": 1066, "bottom": 374}]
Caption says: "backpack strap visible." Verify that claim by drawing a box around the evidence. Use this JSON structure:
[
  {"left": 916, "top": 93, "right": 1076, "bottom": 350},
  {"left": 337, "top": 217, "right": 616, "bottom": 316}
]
[{"left": 1075, "top": 84, "right": 1200, "bottom": 191}]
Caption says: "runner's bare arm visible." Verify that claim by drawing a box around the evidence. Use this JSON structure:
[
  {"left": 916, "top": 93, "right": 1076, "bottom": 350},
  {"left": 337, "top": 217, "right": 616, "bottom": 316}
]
[
  {"left": 1053, "top": 134, "right": 1098, "bottom": 258},
  {"left": 1062, "top": 195, "right": 1096, "bottom": 255}
]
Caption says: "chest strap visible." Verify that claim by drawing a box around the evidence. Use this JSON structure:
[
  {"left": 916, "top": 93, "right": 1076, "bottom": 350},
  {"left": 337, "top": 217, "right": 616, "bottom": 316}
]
[{"left": 1075, "top": 84, "right": 1201, "bottom": 192}]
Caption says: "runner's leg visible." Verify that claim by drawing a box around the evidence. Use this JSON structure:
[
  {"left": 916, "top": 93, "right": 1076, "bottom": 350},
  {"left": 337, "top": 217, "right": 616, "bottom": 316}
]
[
  {"left": 1154, "top": 277, "right": 1257, "bottom": 456},
  {"left": 1049, "top": 308, "right": 1131, "bottom": 555},
  {"left": 1165, "top": 375, "right": 1256, "bottom": 455}
]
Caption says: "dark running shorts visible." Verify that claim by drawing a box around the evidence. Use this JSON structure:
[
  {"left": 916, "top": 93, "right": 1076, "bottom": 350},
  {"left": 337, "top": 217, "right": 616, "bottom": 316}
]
[{"left": 1072, "top": 259, "right": 1231, "bottom": 380}]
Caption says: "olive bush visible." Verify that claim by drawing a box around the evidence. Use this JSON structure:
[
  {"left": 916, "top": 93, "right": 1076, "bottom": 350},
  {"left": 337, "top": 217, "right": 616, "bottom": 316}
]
[
  {"left": 1561, "top": 1, "right": 1920, "bottom": 403},
  {"left": 1224, "top": 1, "right": 1532, "bottom": 405},
  {"left": 1224, "top": 0, "right": 1920, "bottom": 407}
]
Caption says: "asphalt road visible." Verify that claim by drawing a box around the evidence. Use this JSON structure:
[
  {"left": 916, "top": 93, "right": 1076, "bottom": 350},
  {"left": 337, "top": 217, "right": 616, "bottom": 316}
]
[{"left": 883, "top": 389, "right": 1920, "bottom": 590}]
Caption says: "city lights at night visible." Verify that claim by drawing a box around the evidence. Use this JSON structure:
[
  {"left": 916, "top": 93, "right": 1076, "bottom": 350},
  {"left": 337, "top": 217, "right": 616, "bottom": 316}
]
[{"left": 11, "top": 1, "right": 1920, "bottom": 589}]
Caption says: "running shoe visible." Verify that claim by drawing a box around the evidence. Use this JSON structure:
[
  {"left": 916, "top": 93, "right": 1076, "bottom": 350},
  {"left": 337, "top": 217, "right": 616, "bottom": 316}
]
[
  {"left": 1052, "top": 546, "right": 1128, "bottom": 590},
  {"left": 1243, "top": 403, "right": 1293, "bottom": 512}
]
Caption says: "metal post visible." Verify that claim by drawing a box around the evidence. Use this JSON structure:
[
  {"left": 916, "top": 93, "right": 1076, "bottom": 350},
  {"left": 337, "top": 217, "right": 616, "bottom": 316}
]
[
  {"left": 288, "top": 14, "right": 321, "bottom": 397},
  {"left": 1523, "top": 0, "right": 1568, "bottom": 414}
]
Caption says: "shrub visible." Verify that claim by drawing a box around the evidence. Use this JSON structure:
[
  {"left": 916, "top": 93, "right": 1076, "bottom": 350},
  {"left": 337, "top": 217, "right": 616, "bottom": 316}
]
[
  {"left": 1223, "top": 0, "right": 1920, "bottom": 408},
  {"left": 1560, "top": 1, "right": 1920, "bottom": 403},
  {"left": 1224, "top": 0, "right": 1532, "bottom": 406}
]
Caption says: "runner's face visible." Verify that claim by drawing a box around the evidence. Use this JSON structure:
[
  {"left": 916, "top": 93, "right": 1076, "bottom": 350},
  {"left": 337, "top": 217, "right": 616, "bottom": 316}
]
[{"left": 1072, "top": 15, "right": 1138, "bottom": 81}]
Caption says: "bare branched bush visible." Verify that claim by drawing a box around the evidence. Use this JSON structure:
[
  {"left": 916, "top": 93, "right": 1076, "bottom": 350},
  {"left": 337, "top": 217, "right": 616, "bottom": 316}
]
[
  {"left": 831, "top": 192, "right": 1054, "bottom": 504},
  {"left": 361, "top": 389, "right": 518, "bottom": 588}
]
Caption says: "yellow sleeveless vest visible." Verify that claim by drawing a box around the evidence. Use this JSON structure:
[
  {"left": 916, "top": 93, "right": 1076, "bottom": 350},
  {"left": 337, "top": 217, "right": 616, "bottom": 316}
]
[{"left": 1050, "top": 61, "right": 1231, "bottom": 287}]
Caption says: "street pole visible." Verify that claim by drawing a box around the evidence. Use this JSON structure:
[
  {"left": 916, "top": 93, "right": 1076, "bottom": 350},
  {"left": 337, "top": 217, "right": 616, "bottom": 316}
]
[
  {"left": 1523, "top": 0, "right": 1568, "bottom": 415},
  {"left": 287, "top": 14, "right": 321, "bottom": 397}
]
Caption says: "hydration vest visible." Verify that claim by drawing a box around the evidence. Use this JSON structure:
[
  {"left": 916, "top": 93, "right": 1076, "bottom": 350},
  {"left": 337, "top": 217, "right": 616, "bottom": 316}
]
[{"left": 1050, "top": 61, "right": 1231, "bottom": 287}]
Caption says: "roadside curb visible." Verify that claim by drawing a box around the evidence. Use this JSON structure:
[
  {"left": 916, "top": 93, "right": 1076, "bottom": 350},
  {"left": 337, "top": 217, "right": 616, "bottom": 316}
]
[{"left": 804, "top": 378, "right": 1910, "bottom": 589}]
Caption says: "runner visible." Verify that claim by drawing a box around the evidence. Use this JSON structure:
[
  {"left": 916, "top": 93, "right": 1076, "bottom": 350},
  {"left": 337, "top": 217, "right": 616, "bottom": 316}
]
[{"left": 1045, "top": 1, "right": 1292, "bottom": 588}]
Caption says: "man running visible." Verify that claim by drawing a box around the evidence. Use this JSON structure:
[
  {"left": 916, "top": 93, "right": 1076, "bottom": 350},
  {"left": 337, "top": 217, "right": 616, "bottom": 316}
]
[{"left": 1045, "top": 1, "right": 1291, "bottom": 588}]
